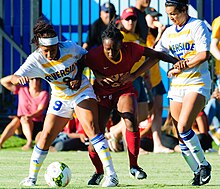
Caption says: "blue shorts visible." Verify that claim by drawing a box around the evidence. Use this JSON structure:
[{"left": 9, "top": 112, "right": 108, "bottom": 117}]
[
  {"left": 151, "top": 81, "right": 166, "bottom": 97},
  {"left": 133, "top": 77, "right": 148, "bottom": 102}
]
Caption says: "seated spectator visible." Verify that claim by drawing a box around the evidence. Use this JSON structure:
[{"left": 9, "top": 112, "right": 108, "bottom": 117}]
[
  {"left": 192, "top": 110, "right": 213, "bottom": 152},
  {"left": 36, "top": 113, "right": 89, "bottom": 151},
  {"left": 204, "top": 87, "right": 220, "bottom": 129},
  {"left": 204, "top": 86, "right": 220, "bottom": 152},
  {"left": 105, "top": 115, "right": 176, "bottom": 154},
  {"left": 0, "top": 76, "right": 49, "bottom": 150}
]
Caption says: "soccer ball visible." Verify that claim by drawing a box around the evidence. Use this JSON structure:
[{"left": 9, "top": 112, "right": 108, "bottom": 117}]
[{"left": 44, "top": 162, "right": 71, "bottom": 187}]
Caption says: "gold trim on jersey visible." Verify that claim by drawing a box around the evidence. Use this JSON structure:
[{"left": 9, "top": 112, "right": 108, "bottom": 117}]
[
  {"left": 104, "top": 50, "right": 122, "bottom": 64},
  {"left": 54, "top": 85, "right": 66, "bottom": 90},
  {"left": 42, "top": 54, "right": 73, "bottom": 68},
  {"left": 170, "top": 82, "right": 205, "bottom": 87},
  {"left": 176, "top": 72, "right": 201, "bottom": 79},
  {"left": 168, "top": 29, "right": 191, "bottom": 38},
  {"left": 183, "top": 50, "right": 197, "bottom": 59},
  {"left": 54, "top": 84, "right": 90, "bottom": 100}
]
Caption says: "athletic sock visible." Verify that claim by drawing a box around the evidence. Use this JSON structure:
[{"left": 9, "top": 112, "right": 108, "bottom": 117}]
[
  {"left": 91, "top": 133, "right": 115, "bottom": 176},
  {"left": 179, "top": 143, "right": 200, "bottom": 174},
  {"left": 125, "top": 129, "right": 140, "bottom": 168},
  {"left": 180, "top": 129, "right": 208, "bottom": 166},
  {"left": 28, "top": 145, "right": 48, "bottom": 179},
  {"left": 88, "top": 145, "right": 104, "bottom": 174}
]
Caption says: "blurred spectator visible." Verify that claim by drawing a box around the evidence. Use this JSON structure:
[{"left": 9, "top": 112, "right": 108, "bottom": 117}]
[
  {"left": 204, "top": 87, "right": 220, "bottom": 149},
  {"left": 133, "top": 0, "right": 151, "bottom": 42},
  {"left": 192, "top": 110, "right": 213, "bottom": 152},
  {"left": 36, "top": 114, "right": 89, "bottom": 151},
  {"left": 82, "top": 2, "right": 118, "bottom": 50},
  {"left": 210, "top": 16, "right": 220, "bottom": 85},
  {"left": 0, "top": 76, "right": 49, "bottom": 150},
  {"left": 145, "top": 7, "right": 172, "bottom": 153}
]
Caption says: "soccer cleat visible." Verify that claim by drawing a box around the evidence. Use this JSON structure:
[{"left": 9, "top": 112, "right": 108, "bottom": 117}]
[
  {"left": 102, "top": 174, "right": 119, "bottom": 187},
  {"left": 191, "top": 173, "right": 200, "bottom": 186},
  {"left": 200, "top": 162, "right": 211, "bottom": 185},
  {"left": 88, "top": 173, "right": 104, "bottom": 185},
  {"left": 130, "top": 167, "right": 147, "bottom": 179},
  {"left": 19, "top": 177, "right": 36, "bottom": 186}
]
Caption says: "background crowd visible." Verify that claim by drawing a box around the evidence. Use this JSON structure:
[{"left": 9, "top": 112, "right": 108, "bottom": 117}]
[{"left": 0, "top": 0, "right": 219, "bottom": 186}]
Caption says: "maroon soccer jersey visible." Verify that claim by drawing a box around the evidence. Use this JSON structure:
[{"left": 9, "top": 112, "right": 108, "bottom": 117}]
[{"left": 85, "top": 42, "right": 145, "bottom": 96}]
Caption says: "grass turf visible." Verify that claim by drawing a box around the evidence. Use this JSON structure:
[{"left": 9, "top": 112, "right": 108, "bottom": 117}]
[{"left": 0, "top": 141, "right": 220, "bottom": 188}]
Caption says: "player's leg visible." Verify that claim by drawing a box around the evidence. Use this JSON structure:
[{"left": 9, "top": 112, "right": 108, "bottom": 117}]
[
  {"left": 75, "top": 98, "right": 118, "bottom": 187},
  {"left": 86, "top": 105, "right": 111, "bottom": 185},
  {"left": 20, "top": 113, "right": 69, "bottom": 186},
  {"left": 20, "top": 97, "right": 72, "bottom": 186},
  {"left": 171, "top": 116, "right": 200, "bottom": 185},
  {"left": 117, "top": 94, "right": 147, "bottom": 179},
  {"left": 171, "top": 92, "right": 211, "bottom": 185}
]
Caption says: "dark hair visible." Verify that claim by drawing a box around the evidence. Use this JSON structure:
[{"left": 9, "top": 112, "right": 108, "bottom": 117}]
[
  {"left": 31, "top": 16, "right": 57, "bottom": 48},
  {"left": 101, "top": 21, "right": 124, "bottom": 43},
  {"left": 165, "top": 0, "right": 188, "bottom": 12}
]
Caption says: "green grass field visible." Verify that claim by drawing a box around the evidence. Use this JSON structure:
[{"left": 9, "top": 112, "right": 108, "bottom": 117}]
[{"left": 0, "top": 140, "right": 220, "bottom": 189}]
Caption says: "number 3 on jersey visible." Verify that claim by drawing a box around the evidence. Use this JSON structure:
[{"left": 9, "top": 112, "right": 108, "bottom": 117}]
[{"left": 53, "top": 100, "right": 63, "bottom": 111}]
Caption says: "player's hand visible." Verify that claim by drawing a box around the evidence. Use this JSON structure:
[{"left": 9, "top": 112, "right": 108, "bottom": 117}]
[
  {"left": 94, "top": 71, "right": 114, "bottom": 86},
  {"left": 167, "top": 67, "right": 181, "bottom": 78},
  {"left": 119, "top": 72, "right": 134, "bottom": 85},
  {"left": 18, "top": 76, "right": 30, "bottom": 85},
  {"left": 69, "top": 79, "right": 81, "bottom": 90},
  {"left": 174, "top": 59, "right": 189, "bottom": 70},
  {"left": 63, "top": 77, "right": 81, "bottom": 90}
]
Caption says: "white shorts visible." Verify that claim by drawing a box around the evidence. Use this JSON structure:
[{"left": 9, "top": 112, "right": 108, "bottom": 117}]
[
  {"left": 168, "top": 86, "right": 210, "bottom": 103},
  {"left": 47, "top": 85, "right": 97, "bottom": 119}
]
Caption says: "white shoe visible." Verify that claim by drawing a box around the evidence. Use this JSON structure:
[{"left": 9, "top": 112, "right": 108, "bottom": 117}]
[
  {"left": 102, "top": 174, "right": 119, "bottom": 187},
  {"left": 19, "top": 177, "right": 36, "bottom": 186}
]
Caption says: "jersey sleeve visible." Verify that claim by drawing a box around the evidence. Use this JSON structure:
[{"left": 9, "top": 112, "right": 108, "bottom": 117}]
[
  {"left": 192, "top": 20, "right": 211, "bottom": 52},
  {"left": 14, "top": 54, "right": 45, "bottom": 78}
]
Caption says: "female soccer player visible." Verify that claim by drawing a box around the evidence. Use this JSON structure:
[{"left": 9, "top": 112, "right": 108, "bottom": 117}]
[
  {"left": 13, "top": 17, "right": 118, "bottom": 187},
  {"left": 82, "top": 22, "right": 178, "bottom": 185},
  {"left": 155, "top": 0, "right": 211, "bottom": 186}
]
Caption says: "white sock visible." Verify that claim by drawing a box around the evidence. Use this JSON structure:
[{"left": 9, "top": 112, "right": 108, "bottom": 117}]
[
  {"left": 91, "top": 133, "right": 116, "bottom": 176},
  {"left": 28, "top": 145, "right": 48, "bottom": 179},
  {"left": 180, "top": 129, "right": 208, "bottom": 166},
  {"left": 179, "top": 143, "right": 199, "bottom": 174}
]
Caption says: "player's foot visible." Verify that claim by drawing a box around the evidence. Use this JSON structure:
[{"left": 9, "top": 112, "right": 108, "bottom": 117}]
[
  {"left": 191, "top": 173, "right": 200, "bottom": 186},
  {"left": 130, "top": 166, "right": 147, "bottom": 179},
  {"left": 88, "top": 172, "right": 104, "bottom": 185},
  {"left": 20, "top": 177, "right": 36, "bottom": 186},
  {"left": 200, "top": 162, "right": 211, "bottom": 185},
  {"left": 102, "top": 174, "right": 119, "bottom": 187}
]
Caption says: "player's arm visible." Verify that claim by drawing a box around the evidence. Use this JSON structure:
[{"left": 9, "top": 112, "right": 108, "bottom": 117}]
[
  {"left": 176, "top": 51, "right": 210, "bottom": 70},
  {"left": 210, "top": 38, "right": 220, "bottom": 60},
  {"left": 120, "top": 57, "right": 159, "bottom": 85},
  {"left": 143, "top": 47, "right": 178, "bottom": 64},
  {"left": 68, "top": 55, "right": 86, "bottom": 90}
]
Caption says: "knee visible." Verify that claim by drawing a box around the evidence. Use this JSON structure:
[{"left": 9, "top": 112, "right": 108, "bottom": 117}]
[
  {"left": 119, "top": 112, "right": 138, "bottom": 131},
  {"left": 20, "top": 116, "right": 28, "bottom": 124}
]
